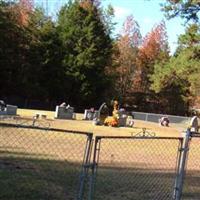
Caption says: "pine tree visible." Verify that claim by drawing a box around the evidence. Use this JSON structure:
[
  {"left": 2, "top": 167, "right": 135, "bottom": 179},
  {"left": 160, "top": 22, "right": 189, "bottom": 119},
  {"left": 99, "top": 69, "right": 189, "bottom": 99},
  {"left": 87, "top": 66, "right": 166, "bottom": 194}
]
[
  {"left": 150, "top": 24, "right": 200, "bottom": 114},
  {"left": 57, "top": 0, "right": 112, "bottom": 107},
  {"left": 162, "top": 0, "right": 200, "bottom": 23}
]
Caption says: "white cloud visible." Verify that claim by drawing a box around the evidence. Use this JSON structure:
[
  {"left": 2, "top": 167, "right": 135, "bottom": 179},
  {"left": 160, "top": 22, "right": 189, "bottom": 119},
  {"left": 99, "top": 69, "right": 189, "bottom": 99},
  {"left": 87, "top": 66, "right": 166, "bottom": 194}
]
[
  {"left": 113, "top": 6, "right": 132, "bottom": 20},
  {"left": 142, "top": 17, "right": 154, "bottom": 25}
]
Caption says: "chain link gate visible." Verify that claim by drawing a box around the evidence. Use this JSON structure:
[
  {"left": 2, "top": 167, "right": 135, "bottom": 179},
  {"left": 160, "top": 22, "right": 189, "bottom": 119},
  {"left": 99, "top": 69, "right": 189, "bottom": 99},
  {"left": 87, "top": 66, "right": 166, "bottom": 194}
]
[
  {"left": 89, "top": 135, "right": 184, "bottom": 200},
  {"left": 182, "top": 133, "right": 200, "bottom": 200},
  {"left": 0, "top": 118, "right": 93, "bottom": 200}
]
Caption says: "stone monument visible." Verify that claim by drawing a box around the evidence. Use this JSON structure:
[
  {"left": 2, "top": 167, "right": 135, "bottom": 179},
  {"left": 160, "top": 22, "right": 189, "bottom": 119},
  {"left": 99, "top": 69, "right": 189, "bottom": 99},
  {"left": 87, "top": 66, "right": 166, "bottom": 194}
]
[
  {"left": 0, "top": 100, "right": 17, "bottom": 115},
  {"left": 55, "top": 103, "right": 74, "bottom": 120},
  {"left": 84, "top": 108, "right": 99, "bottom": 120}
]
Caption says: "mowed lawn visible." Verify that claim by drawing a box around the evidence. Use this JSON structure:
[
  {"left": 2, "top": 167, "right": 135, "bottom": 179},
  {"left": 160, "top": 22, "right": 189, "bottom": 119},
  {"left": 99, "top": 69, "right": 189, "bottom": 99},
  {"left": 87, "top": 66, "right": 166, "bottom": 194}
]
[
  {"left": 0, "top": 109, "right": 198, "bottom": 200},
  {"left": 16, "top": 108, "right": 185, "bottom": 137}
]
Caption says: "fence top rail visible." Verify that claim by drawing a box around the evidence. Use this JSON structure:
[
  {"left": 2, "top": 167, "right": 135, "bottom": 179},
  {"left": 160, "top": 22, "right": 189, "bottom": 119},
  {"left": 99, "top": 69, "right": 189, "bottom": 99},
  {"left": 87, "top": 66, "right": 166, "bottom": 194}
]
[
  {"left": 95, "top": 135, "right": 183, "bottom": 140},
  {"left": 0, "top": 122, "right": 93, "bottom": 136}
]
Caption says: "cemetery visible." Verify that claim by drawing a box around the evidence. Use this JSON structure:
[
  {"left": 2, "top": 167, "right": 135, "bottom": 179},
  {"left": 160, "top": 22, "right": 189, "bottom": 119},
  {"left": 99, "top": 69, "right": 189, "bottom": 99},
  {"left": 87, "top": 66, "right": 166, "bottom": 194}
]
[
  {"left": 0, "top": 105, "right": 200, "bottom": 200},
  {"left": 0, "top": 0, "right": 200, "bottom": 199},
  {"left": 54, "top": 100, "right": 134, "bottom": 128},
  {"left": 0, "top": 97, "right": 199, "bottom": 136},
  {"left": 2, "top": 104, "right": 197, "bottom": 138}
]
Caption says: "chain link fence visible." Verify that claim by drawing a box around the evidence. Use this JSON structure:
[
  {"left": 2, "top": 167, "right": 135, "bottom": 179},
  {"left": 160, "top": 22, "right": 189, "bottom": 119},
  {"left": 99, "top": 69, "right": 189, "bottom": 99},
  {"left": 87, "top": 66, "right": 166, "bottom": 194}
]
[
  {"left": 182, "top": 134, "right": 200, "bottom": 200},
  {"left": 0, "top": 117, "right": 92, "bottom": 200},
  {"left": 90, "top": 136, "right": 183, "bottom": 200},
  {"left": 1, "top": 116, "right": 200, "bottom": 200}
]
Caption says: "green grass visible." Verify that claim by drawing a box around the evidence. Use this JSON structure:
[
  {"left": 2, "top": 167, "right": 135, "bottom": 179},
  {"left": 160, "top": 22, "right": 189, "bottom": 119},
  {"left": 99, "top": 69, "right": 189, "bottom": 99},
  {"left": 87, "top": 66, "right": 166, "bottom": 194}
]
[
  {"left": 94, "top": 167, "right": 176, "bottom": 200},
  {"left": 0, "top": 124, "right": 88, "bottom": 200},
  {"left": 0, "top": 157, "right": 81, "bottom": 200}
]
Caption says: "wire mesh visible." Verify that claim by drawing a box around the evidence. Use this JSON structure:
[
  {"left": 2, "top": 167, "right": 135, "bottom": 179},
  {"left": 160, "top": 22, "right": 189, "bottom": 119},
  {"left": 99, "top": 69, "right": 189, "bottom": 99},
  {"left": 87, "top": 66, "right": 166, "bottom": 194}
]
[
  {"left": 0, "top": 119, "right": 92, "bottom": 200},
  {"left": 0, "top": 115, "right": 51, "bottom": 128},
  {"left": 182, "top": 135, "right": 200, "bottom": 200},
  {"left": 91, "top": 136, "right": 182, "bottom": 200}
]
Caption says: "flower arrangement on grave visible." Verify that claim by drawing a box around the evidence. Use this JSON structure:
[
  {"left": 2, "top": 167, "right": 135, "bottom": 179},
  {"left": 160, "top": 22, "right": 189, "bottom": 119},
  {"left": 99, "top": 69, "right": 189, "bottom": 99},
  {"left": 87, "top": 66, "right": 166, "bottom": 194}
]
[{"left": 104, "top": 100, "right": 119, "bottom": 127}]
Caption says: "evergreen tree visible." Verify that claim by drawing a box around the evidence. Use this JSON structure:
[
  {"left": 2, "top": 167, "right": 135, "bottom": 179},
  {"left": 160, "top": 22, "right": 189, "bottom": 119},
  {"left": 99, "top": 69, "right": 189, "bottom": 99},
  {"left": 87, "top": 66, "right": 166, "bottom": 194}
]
[
  {"left": 150, "top": 24, "right": 200, "bottom": 113},
  {"left": 57, "top": 0, "right": 112, "bottom": 108},
  {"left": 26, "top": 8, "right": 66, "bottom": 107},
  {"left": 162, "top": 0, "right": 200, "bottom": 23},
  {"left": 0, "top": 1, "right": 30, "bottom": 99}
]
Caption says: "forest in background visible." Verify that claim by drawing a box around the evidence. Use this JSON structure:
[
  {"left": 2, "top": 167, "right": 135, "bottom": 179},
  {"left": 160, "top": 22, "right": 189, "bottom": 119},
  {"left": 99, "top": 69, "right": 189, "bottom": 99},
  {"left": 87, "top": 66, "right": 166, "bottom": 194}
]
[{"left": 0, "top": 0, "right": 199, "bottom": 115}]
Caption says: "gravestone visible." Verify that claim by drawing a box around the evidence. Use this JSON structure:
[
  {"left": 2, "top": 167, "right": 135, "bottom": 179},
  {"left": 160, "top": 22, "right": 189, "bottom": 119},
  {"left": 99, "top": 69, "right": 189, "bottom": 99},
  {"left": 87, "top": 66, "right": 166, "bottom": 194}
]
[
  {"left": 6, "top": 105, "right": 18, "bottom": 115},
  {"left": 0, "top": 100, "right": 17, "bottom": 116},
  {"left": 55, "top": 104, "right": 74, "bottom": 119},
  {"left": 84, "top": 109, "right": 99, "bottom": 120},
  {"left": 126, "top": 115, "right": 134, "bottom": 127},
  {"left": 118, "top": 108, "right": 127, "bottom": 126}
]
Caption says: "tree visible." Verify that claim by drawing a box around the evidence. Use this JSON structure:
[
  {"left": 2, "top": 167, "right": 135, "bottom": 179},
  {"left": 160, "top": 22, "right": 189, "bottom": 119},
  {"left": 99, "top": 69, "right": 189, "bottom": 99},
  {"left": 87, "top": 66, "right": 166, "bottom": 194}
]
[
  {"left": 114, "top": 15, "right": 141, "bottom": 102},
  {"left": 0, "top": 2, "right": 67, "bottom": 108},
  {"left": 0, "top": 1, "right": 31, "bottom": 100},
  {"left": 162, "top": 0, "right": 200, "bottom": 23},
  {"left": 136, "top": 21, "right": 169, "bottom": 92},
  {"left": 57, "top": 0, "right": 112, "bottom": 108},
  {"left": 17, "top": 0, "right": 33, "bottom": 26},
  {"left": 80, "top": 0, "right": 115, "bottom": 35},
  {"left": 150, "top": 24, "right": 200, "bottom": 113},
  {"left": 176, "top": 23, "right": 200, "bottom": 52},
  {"left": 26, "top": 9, "right": 66, "bottom": 103}
]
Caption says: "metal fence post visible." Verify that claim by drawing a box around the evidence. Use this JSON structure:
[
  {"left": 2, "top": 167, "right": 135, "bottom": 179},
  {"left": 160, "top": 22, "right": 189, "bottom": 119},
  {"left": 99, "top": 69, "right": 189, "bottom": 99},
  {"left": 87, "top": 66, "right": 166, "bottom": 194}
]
[
  {"left": 173, "top": 129, "right": 191, "bottom": 200},
  {"left": 77, "top": 133, "right": 93, "bottom": 200},
  {"left": 88, "top": 137, "right": 101, "bottom": 200}
]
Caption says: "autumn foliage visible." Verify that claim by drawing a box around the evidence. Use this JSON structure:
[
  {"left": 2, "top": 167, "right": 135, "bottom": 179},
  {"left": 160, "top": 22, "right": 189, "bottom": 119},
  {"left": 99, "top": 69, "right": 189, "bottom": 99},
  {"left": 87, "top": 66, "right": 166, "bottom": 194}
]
[
  {"left": 135, "top": 21, "right": 169, "bottom": 92},
  {"left": 79, "top": 0, "right": 101, "bottom": 10},
  {"left": 1, "top": 0, "right": 199, "bottom": 115},
  {"left": 140, "top": 21, "right": 168, "bottom": 61},
  {"left": 114, "top": 15, "right": 141, "bottom": 100},
  {"left": 8, "top": 0, "right": 33, "bottom": 26}
]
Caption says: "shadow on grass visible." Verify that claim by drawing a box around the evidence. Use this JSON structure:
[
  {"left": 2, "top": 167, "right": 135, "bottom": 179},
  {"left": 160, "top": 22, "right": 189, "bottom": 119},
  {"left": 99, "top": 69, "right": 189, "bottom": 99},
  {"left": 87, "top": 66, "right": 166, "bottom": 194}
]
[
  {"left": 1, "top": 154, "right": 199, "bottom": 200},
  {"left": 93, "top": 165, "right": 198, "bottom": 200},
  {"left": 0, "top": 155, "right": 83, "bottom": 200},
  {"left": 182, "top": 170, "right": 200, "bottom": 200}
]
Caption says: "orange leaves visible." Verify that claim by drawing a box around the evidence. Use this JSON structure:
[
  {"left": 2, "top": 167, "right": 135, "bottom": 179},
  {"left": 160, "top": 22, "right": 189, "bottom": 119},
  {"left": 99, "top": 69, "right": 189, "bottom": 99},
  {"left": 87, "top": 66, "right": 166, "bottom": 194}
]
[
  {"left": 9, "top": 0, "right": 34, "bottom": 26},
  {"left": 18, "top": 0, "right": 33, "bottom": 26},
  {"left": 134, "top": 21, "right": 169, "bottom": 92},
  {"left": 113, "top": 15, "right": 141, "bottom": 97},
  {"left": 79, "top": 0, "right": 101, "bottom": 10},
  {"left": 79, "top": 0, "right": 93, "bottom": 10},
  {"left": 113, "top": 17, "right": 170, "bottom": 95},
  {"left": 139, "top": 21, "right": 168, "bottom": 61}
]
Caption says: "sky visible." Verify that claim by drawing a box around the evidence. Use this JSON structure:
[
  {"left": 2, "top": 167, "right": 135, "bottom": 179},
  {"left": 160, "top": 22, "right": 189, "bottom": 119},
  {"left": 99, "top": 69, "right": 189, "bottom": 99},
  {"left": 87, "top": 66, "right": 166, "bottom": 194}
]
[
  {"left": 35, "top": 0, "right": 187, "bottom": 54},
  {"left": 102, "top": 0, "right": 186, "bottom": 54}
]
